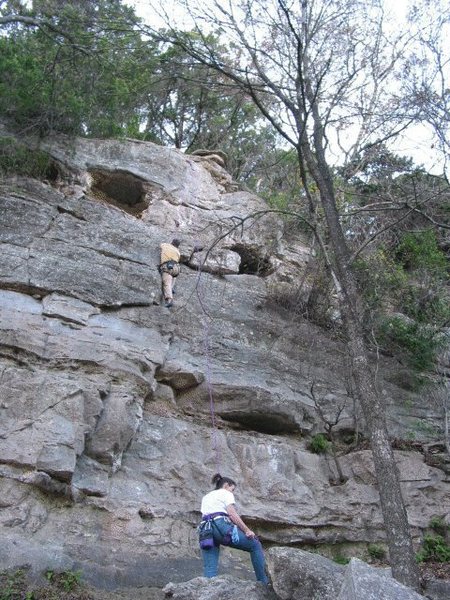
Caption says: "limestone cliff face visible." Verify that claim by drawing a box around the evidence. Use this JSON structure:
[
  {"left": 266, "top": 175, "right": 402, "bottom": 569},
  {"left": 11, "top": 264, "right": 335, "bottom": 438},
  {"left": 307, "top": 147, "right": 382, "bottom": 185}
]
[{"left": 0, "top": 131, "right": 447, "bottom": 588}]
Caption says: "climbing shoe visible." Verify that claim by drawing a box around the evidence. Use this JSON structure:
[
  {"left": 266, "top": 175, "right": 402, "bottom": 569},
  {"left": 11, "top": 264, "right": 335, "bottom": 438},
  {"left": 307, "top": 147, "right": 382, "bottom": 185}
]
[{"left": 165, "top": 300, "right": 173, "bottom": 308}]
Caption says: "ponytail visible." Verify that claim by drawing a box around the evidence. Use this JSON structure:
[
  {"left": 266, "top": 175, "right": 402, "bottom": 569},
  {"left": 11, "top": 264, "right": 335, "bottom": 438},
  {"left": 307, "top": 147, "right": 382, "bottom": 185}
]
[{"left": 212, "top": 473, "right": 236, "bottom": 490}]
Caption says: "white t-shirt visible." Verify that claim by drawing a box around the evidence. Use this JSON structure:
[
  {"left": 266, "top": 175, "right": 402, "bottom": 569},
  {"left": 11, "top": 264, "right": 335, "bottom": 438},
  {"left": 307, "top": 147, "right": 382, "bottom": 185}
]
[{"left": 201, "top": 488, "right": 235, "bottom": 516}]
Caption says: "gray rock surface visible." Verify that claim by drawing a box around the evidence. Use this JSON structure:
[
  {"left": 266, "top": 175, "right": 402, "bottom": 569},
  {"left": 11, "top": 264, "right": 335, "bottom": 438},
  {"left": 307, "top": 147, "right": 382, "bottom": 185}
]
[
  {"left": 423, "top": 578, "right": 450, "bottom": 600},
  {"left": 0, "top": 129, "right": 448, "bottom": 592},
  {"left": 267, "top": 547, "right": 345, "bottom": 600},
  {"left": 337, "top": 558, "right": 426, "bottom": 600},
  {"left": 163, "top": 576, "right": 276, "bottom": 600}
]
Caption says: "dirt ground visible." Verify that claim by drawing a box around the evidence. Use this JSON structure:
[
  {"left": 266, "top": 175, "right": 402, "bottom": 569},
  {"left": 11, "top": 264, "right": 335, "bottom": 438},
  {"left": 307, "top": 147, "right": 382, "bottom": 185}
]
[{"left": 85, "top": 586, "right": 165, "bottom": 600}]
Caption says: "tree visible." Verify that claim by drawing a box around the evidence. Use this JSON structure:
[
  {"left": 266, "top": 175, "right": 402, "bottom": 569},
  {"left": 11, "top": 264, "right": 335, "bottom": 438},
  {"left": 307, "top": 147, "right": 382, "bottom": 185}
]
[
  {"left": 139, "top": 39, "right": 281, "bottom": 179},
  {"left": 147, "top": 0, "right": 432, "bottom": 588},
  {"left": 338, "top": 149, "right": 449, "bottom": 373},
  {"left": 308, "top": 382, "right": 348, "bottom": 485},
  {"left": 0, "top": 0, "right": 155, "bottom": 136},
  {"left": 0, "top": 2, "right": 280, "bottom": 182},
  {"left": 401, "top": 0, "right": 450, "bottom": 179}
]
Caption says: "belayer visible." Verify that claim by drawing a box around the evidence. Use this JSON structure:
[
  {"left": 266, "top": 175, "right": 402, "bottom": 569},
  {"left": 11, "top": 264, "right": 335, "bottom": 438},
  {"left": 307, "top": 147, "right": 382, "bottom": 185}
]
[{"left": 198, "top": 473, "right": 269, "bottom": 584}]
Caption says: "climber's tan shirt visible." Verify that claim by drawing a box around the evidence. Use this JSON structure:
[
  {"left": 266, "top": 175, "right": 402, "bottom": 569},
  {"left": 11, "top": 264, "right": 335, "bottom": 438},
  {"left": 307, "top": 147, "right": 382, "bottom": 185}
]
[{"left": 160, "top": 243, "right": 181, "bottom": 264}]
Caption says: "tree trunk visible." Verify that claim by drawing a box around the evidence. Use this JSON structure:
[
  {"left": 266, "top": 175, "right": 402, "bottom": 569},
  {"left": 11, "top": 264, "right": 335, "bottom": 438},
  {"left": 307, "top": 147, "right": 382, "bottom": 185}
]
[
  {"left": 327, "top": 429, "right": 346, "bottom": 484},
  {"left": 303, "top": 137, "right": 420, "bottom": 589},
  {"left": 304, "top": 180, "right": 419, "bottom": 580},
  {"left": 343, "top": 303, "right": 420, "bottom": 589}
]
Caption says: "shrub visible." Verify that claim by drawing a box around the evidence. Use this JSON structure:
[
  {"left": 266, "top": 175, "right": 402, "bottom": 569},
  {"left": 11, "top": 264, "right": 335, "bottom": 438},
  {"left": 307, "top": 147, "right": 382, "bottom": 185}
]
[
  {"left": 429, "top": 516, "right": 449, "bottom": 537},
  {"left": 378, "top": 316, "right": 443, "bottom": 372},
  {"left": 333, "top": 554, "right": 350, "bottom": 565},
  {"left": 0, "top": 569, "right": 30, "bottom": 600},
  {"left": 396, "top": 230, "right": 448, "bottom": 276},
  {"left": 46, "top": 569, "right": 82, "bottom": 592},
  {"left": 367, "top": 543, "right": 386, "bottom": 560},
  {"left": 1, "top": 568, "right": 84, "bottom": 600},
  {"left": 59, "top": 570, "right": 82, "bottom": 592},
  {"left": 354, "top": 238, "right": 449, "bottom": 369},
  {"left": 309, "top": 433, "right": 330, "bottom": 454},
  {"left": 416, "top": 534, "right": 450, "bottom": 563},
  {"left": 400, "top": 284, "right": 450, "bottom": 326},
  {"left": 0, "top": 138, "right": 51, "bottom": 179}
]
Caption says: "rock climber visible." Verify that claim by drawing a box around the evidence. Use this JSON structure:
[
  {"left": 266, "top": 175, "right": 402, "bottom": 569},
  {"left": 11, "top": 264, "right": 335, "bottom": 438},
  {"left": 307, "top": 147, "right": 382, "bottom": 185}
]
[
  {"left": 158, "top": 238, "right": 204, "bottom": 308},
  {"left": 198, "top": 473, "right": 269, "bottom": 584},
  {"left": 159, "top": 238, "right": 181, "bottom": 308}
]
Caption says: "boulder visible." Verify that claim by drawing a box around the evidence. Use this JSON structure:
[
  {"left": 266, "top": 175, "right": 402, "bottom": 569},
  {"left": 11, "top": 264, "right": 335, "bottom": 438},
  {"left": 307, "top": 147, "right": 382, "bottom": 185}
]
[
  {"left": 163, "top": 575, "right": 276, "bottom": 600},
  {"left": 423, "top": 578, "right": 450, "bottom": 600},
  {"left": 337, "top": 558, "right": 426, "bottom": 600},
  {"left": 267, "top": 547, "right": 345, "bottom": 599}
]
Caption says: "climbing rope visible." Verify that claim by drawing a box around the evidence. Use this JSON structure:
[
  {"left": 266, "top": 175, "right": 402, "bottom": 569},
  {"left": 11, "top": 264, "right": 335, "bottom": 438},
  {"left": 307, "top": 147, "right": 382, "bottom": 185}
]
[
  {"left": 164, "top": 237, "right": 221, "bottom": 470},
  {"left": 193, "top": 240, "right": 221, "bottom": 472},
  {"left": 203, "top": 317, "right": 221, "bottom": 473}
]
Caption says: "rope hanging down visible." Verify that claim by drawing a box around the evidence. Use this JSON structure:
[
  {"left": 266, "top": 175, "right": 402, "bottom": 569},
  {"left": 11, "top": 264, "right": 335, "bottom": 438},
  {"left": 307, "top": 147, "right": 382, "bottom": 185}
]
[
  {"left": 203, "top": 317, "right": 221, "bottom": 473},
  {"left": 193, "top": 239, "right": 221, "bottom": 472}
]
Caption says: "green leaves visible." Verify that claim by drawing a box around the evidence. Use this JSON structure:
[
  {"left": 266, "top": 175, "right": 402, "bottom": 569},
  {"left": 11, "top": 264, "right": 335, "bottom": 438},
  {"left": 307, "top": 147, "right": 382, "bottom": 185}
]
[
  {"left": 378, "top": 316, "right": 443, "bottom": 373},
  {"left": 0, "top": 137, "right": 52, "bottom": 178},
  {"left": 416, "top": 534, "right": 450, "bottom": 563},
  {"left": 396, "top": 230, "right": 448, "bottom": 275},
  {"left": 0, "top": 0, "right": 150, "bottom": 136},
  {"left": 309, "top": 433, "right": 330, "bottom": 454},
  {"left": 0, "top": 2, "right": 277, "bottom": 179}
]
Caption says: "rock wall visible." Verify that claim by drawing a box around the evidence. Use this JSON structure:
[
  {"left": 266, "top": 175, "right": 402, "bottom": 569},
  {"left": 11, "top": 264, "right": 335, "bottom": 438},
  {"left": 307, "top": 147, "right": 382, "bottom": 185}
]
[{"left": 0, "top": 130, "right": 448, "bottom": 588}]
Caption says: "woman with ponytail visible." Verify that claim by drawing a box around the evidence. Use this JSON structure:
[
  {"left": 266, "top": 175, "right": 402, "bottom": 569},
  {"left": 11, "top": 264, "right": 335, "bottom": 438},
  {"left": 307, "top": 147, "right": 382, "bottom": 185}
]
[{"left": 198, "top": 473, "right": 269, "bottom": 584}]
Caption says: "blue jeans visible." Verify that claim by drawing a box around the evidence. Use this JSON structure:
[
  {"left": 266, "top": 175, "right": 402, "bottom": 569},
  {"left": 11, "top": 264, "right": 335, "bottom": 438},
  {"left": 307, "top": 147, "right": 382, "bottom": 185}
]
[{"left": 201, "top": 517, "right": 269, "bottom": 584}]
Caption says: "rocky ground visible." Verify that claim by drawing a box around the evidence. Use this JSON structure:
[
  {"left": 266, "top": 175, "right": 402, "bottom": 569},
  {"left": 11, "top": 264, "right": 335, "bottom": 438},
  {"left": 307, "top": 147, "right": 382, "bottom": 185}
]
[
  {"left": 1, "top": 561, "right": 449, "bottom": 600},
  {"left": 0, "top": 568, "right": 165, "bottom": 600},
  {"left": 420, "top": 562, "right": 450, "bottom": 587}
]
